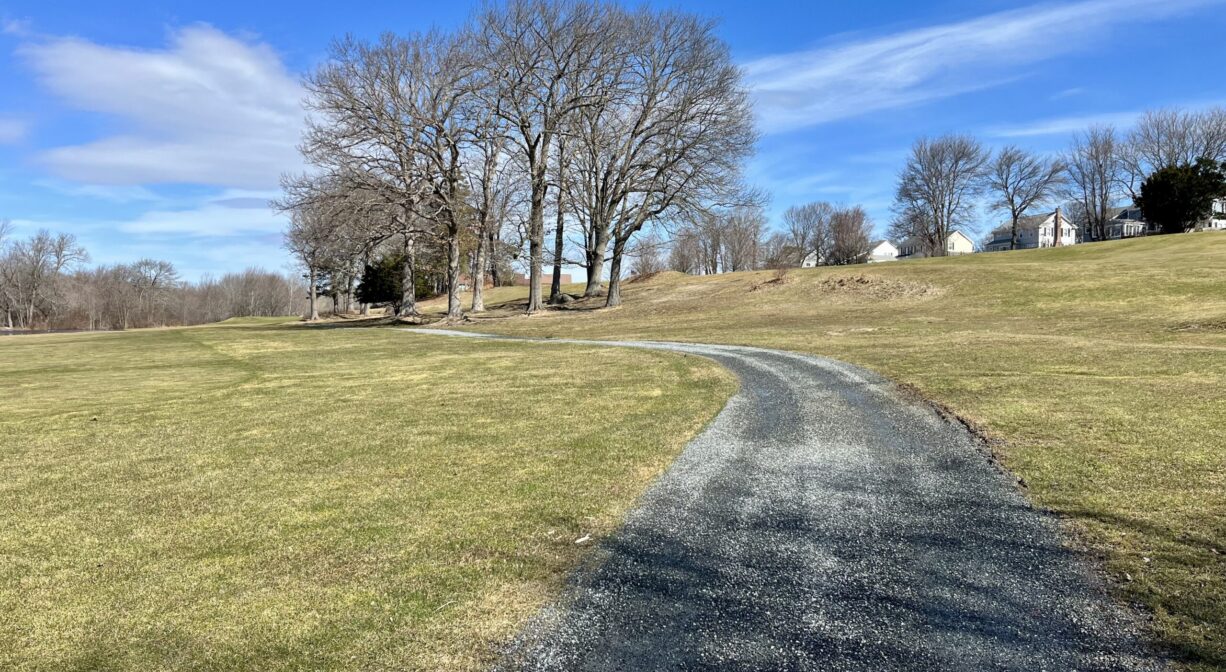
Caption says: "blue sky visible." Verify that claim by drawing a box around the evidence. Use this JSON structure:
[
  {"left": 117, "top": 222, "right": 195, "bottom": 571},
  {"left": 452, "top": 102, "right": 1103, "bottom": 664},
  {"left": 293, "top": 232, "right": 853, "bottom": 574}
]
[{"left": 1, "top": 0, "right": 1224, "bottom": 279}]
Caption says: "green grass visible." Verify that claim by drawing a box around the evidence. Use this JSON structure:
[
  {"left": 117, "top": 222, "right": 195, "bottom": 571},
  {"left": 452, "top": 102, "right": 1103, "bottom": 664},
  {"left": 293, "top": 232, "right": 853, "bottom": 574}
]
[
  {"left": 439, "top": 232, "right": 1226, "bottom": 670},
  {"left": 0, "top": 322, "right": 734, "bottom": 670}
]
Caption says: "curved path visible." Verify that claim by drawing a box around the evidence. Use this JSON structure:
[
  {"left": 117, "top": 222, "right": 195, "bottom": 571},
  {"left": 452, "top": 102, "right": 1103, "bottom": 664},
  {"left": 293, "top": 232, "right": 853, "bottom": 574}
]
[{"left": 408, "top": 330, "right": 1165, "bottom": 672}]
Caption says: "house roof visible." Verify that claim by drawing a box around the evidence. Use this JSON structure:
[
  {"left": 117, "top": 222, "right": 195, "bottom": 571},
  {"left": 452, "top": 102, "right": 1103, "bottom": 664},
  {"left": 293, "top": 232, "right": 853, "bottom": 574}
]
[{"left": 869, "top": 239, "right": 895, "bottom": 250}]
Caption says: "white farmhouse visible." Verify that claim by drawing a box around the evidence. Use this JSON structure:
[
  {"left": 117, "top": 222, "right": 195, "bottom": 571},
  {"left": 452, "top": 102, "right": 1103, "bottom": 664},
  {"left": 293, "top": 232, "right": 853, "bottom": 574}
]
[
  {"left": 867, "top": 240, "right": 898, "bottom": 263},
  {"left": 897, "top": 230, "right": 975, "bottom": 259},
  {"left": 1106, "top": 206, "right": 1147, "bottom": 239},
  {"left": 1207, "top": 198, "right": 1226, "bottom": 231},
  {"left": 983, "top": 209, "right": 1077, "bottom": 252}
]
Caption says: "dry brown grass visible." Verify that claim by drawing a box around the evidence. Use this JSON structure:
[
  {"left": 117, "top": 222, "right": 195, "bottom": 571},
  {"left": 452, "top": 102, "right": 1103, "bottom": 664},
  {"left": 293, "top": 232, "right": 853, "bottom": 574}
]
[{"left": 425, "top": 232, "right": 1226, "bottom": 671}]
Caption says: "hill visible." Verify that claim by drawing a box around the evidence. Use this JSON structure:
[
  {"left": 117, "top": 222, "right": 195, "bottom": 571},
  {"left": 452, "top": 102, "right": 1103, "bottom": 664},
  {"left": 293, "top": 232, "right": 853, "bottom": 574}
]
[{"left": 436, "top": 232, "right": 1226, "bottom": 670}]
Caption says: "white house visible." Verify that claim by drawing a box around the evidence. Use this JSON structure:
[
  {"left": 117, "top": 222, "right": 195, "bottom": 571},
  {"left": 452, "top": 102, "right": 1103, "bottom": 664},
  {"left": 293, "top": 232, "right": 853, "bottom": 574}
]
[
  {"left": 801, "top": 251, "right": 819, "bottom": 268},
  {"left": 897, "top": 230, "right": 975, "bottom": 258},
  {"left": 867, "top": 240, "right": 898, "bottom": 263},
  {"left": 984, "top": 209, "right": 1077, "bottom": 252},
  {"left": 1106, "top": 206, "right": 1147, "bottom": 239},
  {"left": 1206, "top": 198, "right": 1226, "bottom": 231}
]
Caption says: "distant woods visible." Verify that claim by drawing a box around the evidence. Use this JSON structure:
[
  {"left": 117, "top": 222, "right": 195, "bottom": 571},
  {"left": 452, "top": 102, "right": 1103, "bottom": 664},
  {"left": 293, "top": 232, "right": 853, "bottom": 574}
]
[
  {"left": 277, "top": 0, "right": 756, "bottom": 320},
  {"left": 0, "top": 222, "right": 306, "bottom": 331}
]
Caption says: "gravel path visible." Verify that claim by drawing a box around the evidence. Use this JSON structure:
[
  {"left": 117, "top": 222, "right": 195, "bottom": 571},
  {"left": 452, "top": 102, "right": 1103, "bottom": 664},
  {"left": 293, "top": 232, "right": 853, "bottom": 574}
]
[{"left": 409, "top": 330, "right": 1166, "bottom": 672}]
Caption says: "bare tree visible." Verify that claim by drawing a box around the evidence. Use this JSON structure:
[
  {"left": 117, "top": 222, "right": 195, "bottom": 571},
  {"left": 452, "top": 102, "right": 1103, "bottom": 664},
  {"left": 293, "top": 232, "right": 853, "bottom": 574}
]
[
  {"left": 782, "top": 202, "right": 834, "bottom": 266},
  {"left": 827, "top": 206, "right": 873, "bottom": 265},
  {"left": 1122, "top": 107, "right": 1226, "bottom": 197},
  {"left": 719, "top": 207, "right": 766, "bottom": 272},
  {"left": 628, "top": 230, "right": 666, "bottom": 277},
  {"left": 473, "top": 0, "right": 617, "bottom": 314},
  {"left": 1065, "top": 125, "right": 1122, "bottom": 242},
  {"left": 575, "top": 9, "right": 757, "bottom": 306},
  {"left": 893, "top": 135, "right": 988, "bottom": 256},
  {"left": 988, "top": 146, "right": 1067, "bottom": 249}
]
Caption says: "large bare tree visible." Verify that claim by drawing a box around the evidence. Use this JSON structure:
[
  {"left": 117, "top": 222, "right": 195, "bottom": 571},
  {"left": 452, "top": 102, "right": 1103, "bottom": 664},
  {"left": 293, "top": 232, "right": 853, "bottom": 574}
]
[
  {"left": 473, "top": 0, "right": 617, "bottom": 314},
  {"left": 893, "top": 135, "right": 988, "bottom": 256},
  {"left": 1122, "top": 107, "right": 1226, "bottom": 197},
  {"left": 988, "top": 146, "right": 1067, "bottom": 249},
  {"left": 1065, "top": 125, "right": 1122, "bottom": 242},
  {"left": 827, "top": 206, "right": 873, "bottom": 265},
  {"left": 564, "top": 8, "right": 757, "bottom": 306},
  {"left": 782, "top": 201, "right": 834, "bottom": 266}
]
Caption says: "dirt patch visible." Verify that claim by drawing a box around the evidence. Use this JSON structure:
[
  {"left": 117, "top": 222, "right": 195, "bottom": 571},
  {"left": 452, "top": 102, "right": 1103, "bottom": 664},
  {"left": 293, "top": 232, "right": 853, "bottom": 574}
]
[
  {"left": 817, "top": 275, "right": 943, "bottom": 301},
  {"left": 1170, "top": 318, "right": 1226, "bottom": 332},
  {"left": 750, "top": 268, "right": 796, "bottom": 292}
]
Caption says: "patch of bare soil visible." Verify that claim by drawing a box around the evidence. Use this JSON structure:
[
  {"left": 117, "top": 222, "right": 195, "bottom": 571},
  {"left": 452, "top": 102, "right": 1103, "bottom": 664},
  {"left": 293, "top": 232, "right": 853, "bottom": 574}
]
[
  {"left": 750, "top": 269, "right": 796, "bottom": 292},
  {"left": 817, "top": 275, "right": 943, "bottom": 301},
  {"left": 1170, "top": 318, "right": 1226, "bottom": 332}
]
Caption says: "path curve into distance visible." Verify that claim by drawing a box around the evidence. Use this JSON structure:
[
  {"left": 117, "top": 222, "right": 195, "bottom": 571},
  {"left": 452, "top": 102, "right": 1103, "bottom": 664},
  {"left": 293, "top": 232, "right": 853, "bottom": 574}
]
[{"left": 407, "top": 329, "right": 1166, "bottom": 672}]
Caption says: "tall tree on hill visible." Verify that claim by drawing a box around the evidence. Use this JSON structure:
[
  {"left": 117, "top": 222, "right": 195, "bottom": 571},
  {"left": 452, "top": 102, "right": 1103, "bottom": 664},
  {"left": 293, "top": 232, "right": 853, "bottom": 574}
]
[
  {"left": 893, "top": 134, "right": 989, "bottom": 256},
  {"left": 783, "top": 201, "right": 834, "bottom": 266},
  {"left": 472, "top": 0, "right": 618, "bottom": 314},
  {"left": 988, "top": 146, "right": 1067, "bottom": 250},
  {"left": 827, "top": 206, "right": 873, "bottom": 265},
  {"left": 571, "top": 8, "right": 757, "bottom": 306},
  {"left": 1064, "top": 125, "right": 1122, "bottom": 242},
  {"left": 1122, "top": 107, "right": 1226, "bottom": 197},
  {"left": 1136, "top": 158, "right": 1226, "bottom": 234}
]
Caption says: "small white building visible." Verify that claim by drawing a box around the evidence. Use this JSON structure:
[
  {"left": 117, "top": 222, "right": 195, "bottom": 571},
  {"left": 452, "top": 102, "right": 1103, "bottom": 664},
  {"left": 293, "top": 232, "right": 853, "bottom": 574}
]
[
  {"left": 984, "top": 209, "right": 1077, "bottom": 252},
  {"left": 800, "top": 251, "right": 820, "bottom": 268},
  {"left": 898, "top": 230, "right": 975, "bottom": 258},
  {"left": 867, "top": 240, "right": 898, "bottom": 263},
  {"left": 1205, "top": 198, "right": 1226, "bottom": 231}
]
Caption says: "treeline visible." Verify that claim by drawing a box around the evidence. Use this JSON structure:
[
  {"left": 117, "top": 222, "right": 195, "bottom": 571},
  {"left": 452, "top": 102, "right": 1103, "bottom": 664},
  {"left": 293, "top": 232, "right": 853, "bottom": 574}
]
[
  {"left": 0, "top": 224, "right": 306, "bottom": 331},
  {"left": 662, "top": 203, "right": 875, "bottom": 274},
  {"left": 885, "top": 106, "right": 1226, "bottom": 255},
  {"left": 277, "top": 0, "right": 756, "bottom": 320}
]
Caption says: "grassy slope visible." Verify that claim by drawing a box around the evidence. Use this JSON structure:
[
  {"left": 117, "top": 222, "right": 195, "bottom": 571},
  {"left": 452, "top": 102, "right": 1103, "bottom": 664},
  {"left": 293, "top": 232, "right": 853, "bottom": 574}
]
[
  {"left": 439, "top": 232, "right": 1226, "bottom": 670},
  {"left": 0, "top": 320, "right": 733, "bottom": 671}
]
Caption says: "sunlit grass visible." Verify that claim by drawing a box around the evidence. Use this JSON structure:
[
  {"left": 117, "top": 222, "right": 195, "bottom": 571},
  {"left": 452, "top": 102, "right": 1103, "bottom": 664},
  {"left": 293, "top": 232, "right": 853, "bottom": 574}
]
[
  {"left": 0, "top": 322, "right": 733, "bottom": 670},
  {"left": 439, "top": 232, "right": 1226, "bottom": 670}
]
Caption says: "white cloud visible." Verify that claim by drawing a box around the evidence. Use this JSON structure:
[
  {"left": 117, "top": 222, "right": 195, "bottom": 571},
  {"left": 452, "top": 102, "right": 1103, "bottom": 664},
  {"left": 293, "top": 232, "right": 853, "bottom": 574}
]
[
  {"left": 118, "top": 201, "right": 286, "bottom": 237},
  {"left": 20, "top": 25, "right": 303, "bottom": 188},
  {"left": 2, "top": 18, "right": 32, "bottom": 37},
  {"left": 744, "top": 0, "right": 1225, "bottom": 133},
  {"left": 0, "top": 118, "right": 27, "bottom": 143},
  {"left": 987, "top": 111, "right": 1145, "bottom": 138}
]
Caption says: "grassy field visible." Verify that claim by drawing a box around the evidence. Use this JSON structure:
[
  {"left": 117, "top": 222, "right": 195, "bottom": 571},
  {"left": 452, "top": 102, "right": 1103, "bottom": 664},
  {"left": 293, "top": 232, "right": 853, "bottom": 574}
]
[
  {"left": 0, "top": 320, "right": 733, "bottom": 670},
  {"left": 433, "top": 232, "right": 1226, "bottom": 670}
]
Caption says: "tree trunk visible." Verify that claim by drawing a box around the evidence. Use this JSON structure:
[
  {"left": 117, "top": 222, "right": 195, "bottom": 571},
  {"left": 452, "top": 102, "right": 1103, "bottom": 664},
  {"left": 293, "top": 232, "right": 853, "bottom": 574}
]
[
  {"left": 399, "top": 237, "right": 418, "bottom": 318},
  {"left": 1010, "top": 213, "right": 1020, "bottom": 250},
  {"left": 471, "top": 233, "right": 487, "bottom": 313},
  {"left": 583, "top": 224, "right": 610, "bottom": 297},
  {"left": 445, "top": 227, "right": 463, "bottom": 321},
  {"left": 527, "top": 174, "right": 546, "bottom": 314},
  {"left": 550, "top": 193, "right": 565, "bottom": 303},
  {"left": 605, "top": 239, "right": 626, "bottom": 308},
  {"left": 307, "top": 267, "right": 319, "bottom": 321}
]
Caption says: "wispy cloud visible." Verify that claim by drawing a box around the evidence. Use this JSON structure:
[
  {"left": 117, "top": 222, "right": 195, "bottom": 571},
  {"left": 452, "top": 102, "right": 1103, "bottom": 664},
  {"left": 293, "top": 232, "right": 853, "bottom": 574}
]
[
  {"left": 744, "top": 0, "right": 1225, "bottom": 133},
  {"left": 0, "top": 118, "right": 27, "bottom": 144},
  {"left": 117, "top": 200, "right": 286, "bottom": 237},
  {"left": 19, "top": 25, "right": 304, "bottom": 189},
  {"left": 1, "top": 18, "right": 32, "bottom": 37},
  {"left": 987, "top": 111, "right": 1145, "bottom": 138}
]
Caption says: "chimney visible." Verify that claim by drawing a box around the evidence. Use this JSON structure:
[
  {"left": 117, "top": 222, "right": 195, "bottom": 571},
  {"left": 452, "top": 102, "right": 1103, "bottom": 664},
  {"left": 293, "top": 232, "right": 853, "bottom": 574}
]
[{"left": 1053, "top": 207, "right": 1062, "bottom": 246}]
